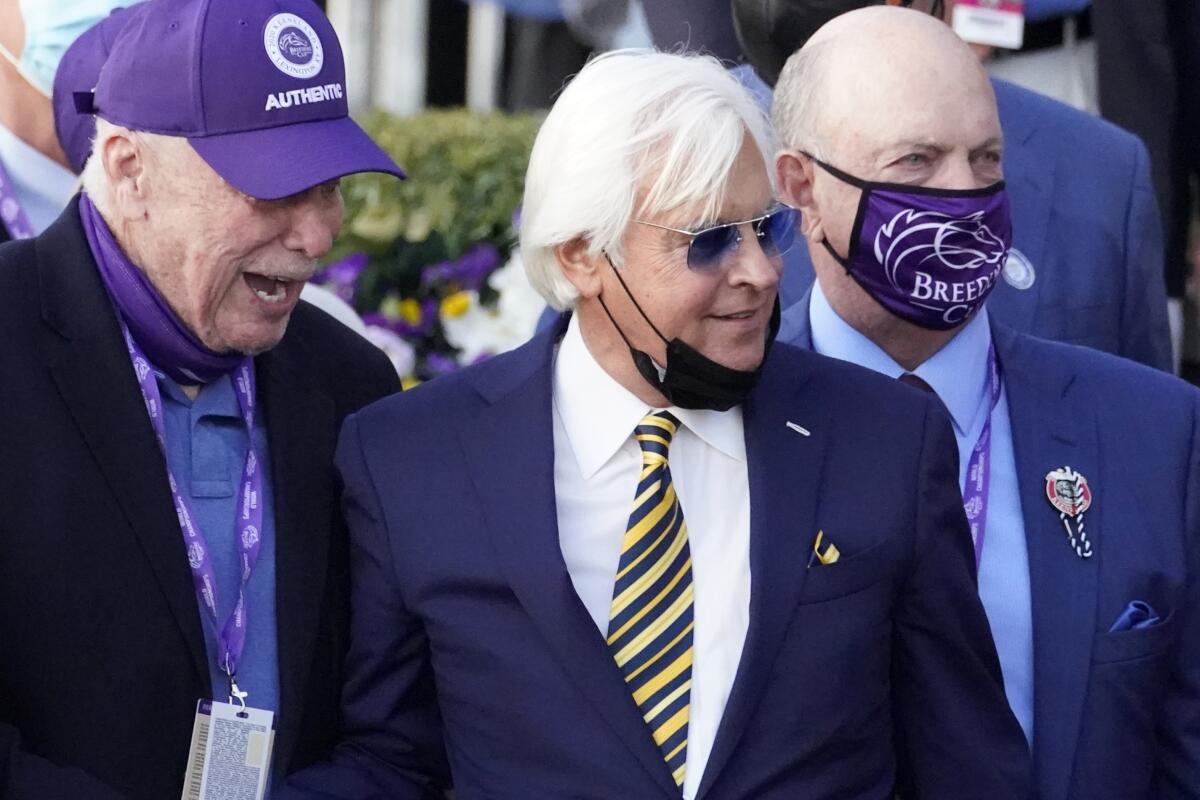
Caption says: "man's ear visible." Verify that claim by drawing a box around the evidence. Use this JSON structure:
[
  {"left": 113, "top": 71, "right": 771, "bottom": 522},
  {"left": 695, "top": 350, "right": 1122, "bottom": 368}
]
[
  {"left": 555, "top": 237, "right": 604, "bottom": 299},
  {"left": 100, "top": 130, "right": 150, "bottom": 221},
  {"left": 775, "top": 150, "right": 825, "bottom": 243}
]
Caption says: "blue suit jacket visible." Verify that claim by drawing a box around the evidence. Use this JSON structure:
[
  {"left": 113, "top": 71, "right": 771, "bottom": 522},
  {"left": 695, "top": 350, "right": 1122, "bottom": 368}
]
[
  {"left": 285, "top": 317, "right": 1033, "bottom": 799},
  {"left": 776, "top": 78, "right": 1172, "bottom": 372},
  {"left": 781, "top": 294, "right": 1200, "bottom": 800}
]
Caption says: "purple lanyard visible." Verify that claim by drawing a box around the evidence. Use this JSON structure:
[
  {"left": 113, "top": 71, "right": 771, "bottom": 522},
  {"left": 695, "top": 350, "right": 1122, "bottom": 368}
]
[
  {"left": 0, "top": 157, "right": 35, "bottom": 240},
  {"left": 962, "top": 345, "right": 1001, "bottom": 567},
  {"left": 119, "top": 323, "right": 265, "bottom": 687}
]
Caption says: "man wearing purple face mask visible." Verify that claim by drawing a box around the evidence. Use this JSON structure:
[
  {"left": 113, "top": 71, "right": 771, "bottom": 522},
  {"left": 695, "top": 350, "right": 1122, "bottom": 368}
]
[
  {"left": 0, "top": 0, "right": 404, "bottom": 797},
  {"left": 775, "top": 7, "right": 1200, "bottom": 798}
]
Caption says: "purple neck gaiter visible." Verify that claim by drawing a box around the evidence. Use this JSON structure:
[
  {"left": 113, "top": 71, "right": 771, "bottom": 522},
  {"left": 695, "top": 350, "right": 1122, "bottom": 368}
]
[
  {"left": 813, "top": 157, "right": 1013, "bottom": 330},
  {"left": 79, "top": 193, "right": 242, "bottom": 385}
]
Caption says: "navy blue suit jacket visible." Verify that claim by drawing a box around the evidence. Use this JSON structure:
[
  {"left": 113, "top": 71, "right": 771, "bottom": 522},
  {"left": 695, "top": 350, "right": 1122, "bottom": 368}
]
[
  {"left": 781, "top": 294, "right": 1200, "bottom": 800},
  {"left": 776, "top": 78, "right": 1172, "bottom": 372},
  {"left": 285, "top": 317, "right": 1033, "bottom": 799}
]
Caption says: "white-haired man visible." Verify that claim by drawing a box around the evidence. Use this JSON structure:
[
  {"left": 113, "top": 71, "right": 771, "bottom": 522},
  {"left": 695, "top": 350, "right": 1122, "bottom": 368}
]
[
  {"left": 0, "top": 0, "right": 403, "bottom": 797},
  {"left": 284, "top": 49, "right": 1031, "bottom": 799},
  {"left": 774, "top": 7, "right": 1200, "bottom": 798}
]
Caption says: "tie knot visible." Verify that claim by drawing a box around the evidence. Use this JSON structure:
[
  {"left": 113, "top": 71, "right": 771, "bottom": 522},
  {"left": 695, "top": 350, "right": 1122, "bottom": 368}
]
[
  {"left": 898, "top": 372, "right": 935, "bottom": 394},
  {"left": 635, "top": 411, "right": 679, "bottom": 459}
]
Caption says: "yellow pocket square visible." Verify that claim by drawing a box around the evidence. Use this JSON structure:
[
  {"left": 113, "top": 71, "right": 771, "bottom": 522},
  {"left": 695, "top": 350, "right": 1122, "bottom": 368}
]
[{"left": 809, "top": 530, "right": 840, "bottom": 568}]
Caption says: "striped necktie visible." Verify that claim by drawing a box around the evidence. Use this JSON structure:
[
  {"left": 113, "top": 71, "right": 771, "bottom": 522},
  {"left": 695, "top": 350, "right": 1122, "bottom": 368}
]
[{"left": 606, "top": 410, "right": 694, "bottom": 791}]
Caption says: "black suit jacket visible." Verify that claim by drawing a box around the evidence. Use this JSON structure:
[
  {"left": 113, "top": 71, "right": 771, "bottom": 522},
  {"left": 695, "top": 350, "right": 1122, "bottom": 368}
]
[{"left": 0, "top": 198, "right": 398, "bottom": 799}]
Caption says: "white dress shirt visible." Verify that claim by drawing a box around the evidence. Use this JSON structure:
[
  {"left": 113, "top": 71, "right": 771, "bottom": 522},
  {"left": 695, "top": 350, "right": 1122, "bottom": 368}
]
[
  {"left": 552, "top": 314, "right": 752, "bottom": 799},
  {"left": 0, "top": 122, "right": 76, "bottom": 235},
  {"left": 809, "top": 283, "right": 1035, "bottom": 744}
]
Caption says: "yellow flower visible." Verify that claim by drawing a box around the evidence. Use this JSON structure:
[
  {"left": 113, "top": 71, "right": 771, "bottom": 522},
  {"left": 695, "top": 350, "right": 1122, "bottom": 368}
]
[
  {"left": 401, "top": 375, "right": 423, "bottom": 391},
  {"left": 441, "top": 291, "right": 472, "bottom": 319},
  {"left": 398, "top": 298, "right": 423, "bottom": 325}
]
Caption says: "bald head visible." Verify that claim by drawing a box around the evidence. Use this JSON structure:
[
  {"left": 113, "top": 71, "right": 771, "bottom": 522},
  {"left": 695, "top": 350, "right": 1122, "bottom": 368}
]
[
  {"left": 772, "top": 5, "right": 1007, "bottom": 367},
  {"left": 774, "top": 5, "right": 994, "bottom": 163}
]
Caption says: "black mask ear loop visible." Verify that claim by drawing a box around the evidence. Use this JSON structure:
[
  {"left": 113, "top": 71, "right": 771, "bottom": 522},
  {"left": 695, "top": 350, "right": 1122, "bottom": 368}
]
[
  {"left": 598, "top": 250, "right": 671, "bottom": 347},
  {"left": 802, "top": 152, "right": 869, "bottom": 276}
]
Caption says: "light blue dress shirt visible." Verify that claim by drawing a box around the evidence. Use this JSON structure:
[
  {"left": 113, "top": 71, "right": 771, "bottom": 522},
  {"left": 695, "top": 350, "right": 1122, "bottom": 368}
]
[
  {"left": 809, "top": 284, "right": 1035, "bottom": 745},
  {"left": 0, "top": 122, "right": 76, "bottom": 235},
  {"left": 157, "top": 370, "right": 281, "bottom": 720}
]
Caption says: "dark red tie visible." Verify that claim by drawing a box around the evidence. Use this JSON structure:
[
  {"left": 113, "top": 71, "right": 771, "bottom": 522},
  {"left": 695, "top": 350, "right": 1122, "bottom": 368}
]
[{"left": 898, "top": 373, "right": 950, "bottom": 419}]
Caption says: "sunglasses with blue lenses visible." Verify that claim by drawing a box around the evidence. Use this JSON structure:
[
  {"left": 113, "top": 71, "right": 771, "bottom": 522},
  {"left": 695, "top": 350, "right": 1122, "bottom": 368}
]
[{"left": 633, "top": 205, "right": 799, "bottom": 272}]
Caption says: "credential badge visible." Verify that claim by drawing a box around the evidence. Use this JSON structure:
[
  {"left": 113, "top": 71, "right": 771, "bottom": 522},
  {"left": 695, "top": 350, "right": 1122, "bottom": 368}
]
[
  {"left": 1044, "top": 466, "right": 1094, "bottom": 559},
  {"left": 263, "top": 13, "right": 324, "bottom": 80}
]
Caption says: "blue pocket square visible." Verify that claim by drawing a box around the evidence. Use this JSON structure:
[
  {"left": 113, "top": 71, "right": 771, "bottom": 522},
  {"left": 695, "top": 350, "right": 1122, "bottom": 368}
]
[{"left": 1109, "top": 600, "right": 1160, "bottom": 633}]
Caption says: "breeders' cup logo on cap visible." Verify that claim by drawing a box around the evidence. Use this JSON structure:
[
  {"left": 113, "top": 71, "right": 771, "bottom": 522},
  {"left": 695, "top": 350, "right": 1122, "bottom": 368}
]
[
  {"left": 264, "top": 13, "right": 324, "bottom": 79},
  {"left": 875, "top": 208, "right": 1008, "bottom": 324}
]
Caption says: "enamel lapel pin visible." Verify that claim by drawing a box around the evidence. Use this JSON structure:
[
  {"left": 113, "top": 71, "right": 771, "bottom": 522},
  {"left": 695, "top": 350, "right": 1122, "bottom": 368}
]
[{"left": 1044, "top": 466, "right": 1094, "bottom": 559}]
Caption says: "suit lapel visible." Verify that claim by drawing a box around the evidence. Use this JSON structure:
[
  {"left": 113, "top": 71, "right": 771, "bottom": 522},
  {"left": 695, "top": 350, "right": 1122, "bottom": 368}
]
[
  {"left": 991, "top": 78, "right": 1052, "bottom": 335},
  {"left": 39, "top": 199, "right": 209, "bottom": 686},
  {"left": 994, "top": 323, "right": 1099, "bottom": 800},
  {"left": 457, "top": 323, "right": 681, "bottom": 799},
  {"left": 256, "top": 345, "right": 337, "bottom": 773},
  {"left": 697, "top": 348, "right": 826, "bottom": 798}
]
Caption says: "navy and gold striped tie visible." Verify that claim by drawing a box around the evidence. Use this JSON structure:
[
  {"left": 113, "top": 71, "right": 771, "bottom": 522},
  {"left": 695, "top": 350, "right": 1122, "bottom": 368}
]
[{"left": 607, "top": 410, "right": 694, "bottom": 790}]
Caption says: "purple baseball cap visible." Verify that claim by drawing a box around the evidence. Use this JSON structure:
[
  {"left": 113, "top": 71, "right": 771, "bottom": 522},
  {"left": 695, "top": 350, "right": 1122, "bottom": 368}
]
[
  {"left": 81, "top": 0, "right": 404, "bottom": 199},
  {"left": 53, "top": 6, "right": 137, "bottom": 174}
]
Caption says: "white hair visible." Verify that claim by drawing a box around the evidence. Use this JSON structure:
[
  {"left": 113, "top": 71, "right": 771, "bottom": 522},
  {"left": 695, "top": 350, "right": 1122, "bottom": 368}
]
[
  {"left": 772, "top": 40, "right": 833, "bottom": 158},
  {"left": 81, "top": 118, "right": 178, "bottom": 218},
  {"left": 520, "top": 49, "right": 777, "bottom": 310}
]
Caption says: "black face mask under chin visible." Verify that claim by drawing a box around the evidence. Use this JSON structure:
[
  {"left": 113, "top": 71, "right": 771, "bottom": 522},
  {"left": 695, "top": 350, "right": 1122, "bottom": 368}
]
[{"left": 597, "top": 253, "right": 780, "bottom": 412}]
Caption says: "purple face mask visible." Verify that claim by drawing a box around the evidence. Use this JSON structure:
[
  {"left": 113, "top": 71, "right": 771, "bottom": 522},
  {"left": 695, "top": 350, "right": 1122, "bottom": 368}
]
[{"left": 813, "top": 157, "right": 1013, "bottom": 330}]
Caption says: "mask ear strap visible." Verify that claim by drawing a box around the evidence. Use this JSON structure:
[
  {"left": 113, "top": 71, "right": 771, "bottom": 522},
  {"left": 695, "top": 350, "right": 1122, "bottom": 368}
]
[
  {"left": 0, "top": 42, "right": 51, "bottom": 99},
  {"left": 821, "top": 238, "right": 854, "bottom": 275},
  {"left": 602, "top": 250, "right": 669, "bottom": 345},
  {"left": 801, "top": 152, "right": 870, "bottom": 190},
  {"left": 597, "top": 293, "right": 637, "bottom": 351}
]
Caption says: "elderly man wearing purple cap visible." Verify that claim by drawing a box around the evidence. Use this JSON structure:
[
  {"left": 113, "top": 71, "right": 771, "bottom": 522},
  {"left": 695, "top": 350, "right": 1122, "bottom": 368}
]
[{"left": 0, "top": 1, "right": 404, "bottom": 798}]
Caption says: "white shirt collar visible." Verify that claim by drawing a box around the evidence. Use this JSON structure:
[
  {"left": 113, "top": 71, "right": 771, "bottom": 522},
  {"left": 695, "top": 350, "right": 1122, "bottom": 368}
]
[
  {"left": 0, "top": 122, "right": 76, "bottom": 234},
  {"left": 553, "top": 314, "right": 746, "bottom": 479},
  {"left": 808, "top": 281, "right": 993, "bottom": 435}
]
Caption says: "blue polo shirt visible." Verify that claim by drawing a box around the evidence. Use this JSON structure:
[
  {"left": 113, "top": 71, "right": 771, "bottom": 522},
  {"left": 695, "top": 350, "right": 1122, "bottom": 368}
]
[{"left": 157, "top": 369, "right": 280, "bottom": 719}]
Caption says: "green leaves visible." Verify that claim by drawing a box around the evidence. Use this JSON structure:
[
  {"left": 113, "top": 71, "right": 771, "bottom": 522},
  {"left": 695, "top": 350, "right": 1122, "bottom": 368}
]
[
  {"left": 323, "top": 108, "right": 544, "bottom": 381},
  {"left": 331, "top": 109, "right": 542, "bottom": 313}
]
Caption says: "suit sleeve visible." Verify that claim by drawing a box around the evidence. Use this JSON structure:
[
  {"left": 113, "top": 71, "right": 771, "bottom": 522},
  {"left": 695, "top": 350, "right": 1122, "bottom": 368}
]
[
  {"left": 1152, "top": 393, "right": 1200, "bottom": 796},
  {"left": 282, "top": 413, "right": 450, "bottom": 800},
  {"left": 891, "top": 400, "right": 1034, "bottom": 799},
  {"left": 0, "top": 725, "right": 128, "bottom": 799},
  {"left": 1119, "top": 137, "right": 1173, "bottom": 372}
]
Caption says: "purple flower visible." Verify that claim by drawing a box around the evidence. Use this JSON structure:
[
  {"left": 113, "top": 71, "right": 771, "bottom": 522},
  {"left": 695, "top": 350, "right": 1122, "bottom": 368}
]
[
  {"left": 311, "top": 252, "right": 368, "bottom": 304},
  {"left": 420, "top": 244, "right": 501, "bottom": 292},
  {"left": 424, "top": 353, "right": 459, "bottom": 376},
  {"left": 363, "top": 311, "right": 422, "bottom": 339}
]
